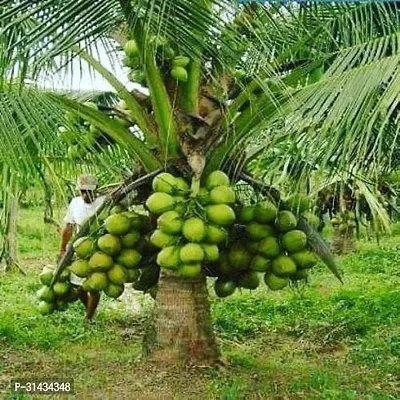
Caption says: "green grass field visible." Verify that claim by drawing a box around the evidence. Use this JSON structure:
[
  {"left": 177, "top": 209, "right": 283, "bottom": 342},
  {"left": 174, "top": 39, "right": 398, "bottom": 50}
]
[{"left": 0, "top": 208, "right": 399, "bottom": 399}]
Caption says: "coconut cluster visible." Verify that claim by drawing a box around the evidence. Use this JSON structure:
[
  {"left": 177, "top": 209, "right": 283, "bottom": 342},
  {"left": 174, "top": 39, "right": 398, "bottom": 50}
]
[
  {"left": 68, "top": 209, "right": 151, "bottom": 298},
  {"left": 142, "top": 171, "right": 322, "bottom": 299},
  {"left": 123, "top": 39, "right": 146, "bottom": 85},
  {"left": 36, "top": 206, "right": 160, "bottom": 315},
  {"left": 37, "top": 174, "right": 324, "bottom": 315},
  {"left": 331, "top": 211, "right": 356, "bottom": 234},
  {"left": 145, "top": 171, "right": 236, "bottom": 279},
  {"left": 210, "top": 199, "right": 320, "bottom": 297},
  {"left": 36, "top": 265, "right": 79, "bottom": 315},
  {"left": 123, "top": 37, "right": 190, "bottom": 85}
]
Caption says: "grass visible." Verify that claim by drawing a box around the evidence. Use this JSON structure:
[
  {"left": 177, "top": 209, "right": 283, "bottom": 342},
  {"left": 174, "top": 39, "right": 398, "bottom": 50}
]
[{"left": 0, "top": 208, "right": 399, "bottom": 399}]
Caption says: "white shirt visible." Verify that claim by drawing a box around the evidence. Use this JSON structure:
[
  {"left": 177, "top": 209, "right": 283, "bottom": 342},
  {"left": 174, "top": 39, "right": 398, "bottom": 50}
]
[
  {"left": 64, "top": 196, "right": 105, "bottom": 286},
  {"left": 64, "top": 196, "right": 105, "bottom": 227}
]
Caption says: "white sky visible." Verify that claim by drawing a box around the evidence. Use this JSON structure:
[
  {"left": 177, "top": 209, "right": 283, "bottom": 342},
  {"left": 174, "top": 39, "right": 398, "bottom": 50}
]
[{"left": 38, "top": 42, "right": 142, "bottom": 93}]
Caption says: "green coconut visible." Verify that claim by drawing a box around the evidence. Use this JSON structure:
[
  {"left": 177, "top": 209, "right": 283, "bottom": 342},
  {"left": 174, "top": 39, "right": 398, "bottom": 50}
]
[
  {"left": 121, "top": 230, "right": 141, "bottom": 248},
  {"left": 106, "top": 283, "right": 125, "bottom": 299},
  {"left": 254, "top": 201, "right": 278, "bottom": 224},
  {"left": 150, "top": 230, "right": 177, "bottom": 248},
  {"left": 290, "top": 250, "right": 318, "bottom": 269},
  {"left": 39, "top": 266, "right": 55, "bottom": 286},
  {"left": 258, "top": 237, "right": 282, "bottom": 259},
  {"left": 228, "top": 244, "right": 251, "bottom": 271},
  {"left": 38, "top": 301, "right": 54, "bottom": 315},
  {"left": 214, "top": 279, "right": 236, "bottom": 298},
  {"left": 124, "top": 39, "right": 139, "bottom": 57},
  {"left": 156, "top": 246, "right": 180, "bottom": 269},
  {"left": 69, "top": 259, "right": 90, "bottom": 278},
  {"left": 171, "top": 67, "right": 188, "bottom": 82},
  {"left": 146, "top": 192, "right": 175, "bottom": 214},
  {"left": 338, "top": 223, "right": 348, "bottom": 233},
  {"left": 205, "top": 170, "right": 230, "bottom": 190},
  {"left": 36, "top": 286, "right": 55, "bottom": 303},
  {"left": 97, "top": 234, "right": 121, "bottom": 256},
  {"left": 86, "top": 272, "right": 108, "bottom": 291},
  {"left": 331, "top": 217, "right": 341, "bottom": 226},
  {"left": 172, "top": 55, "right": 190, "bottom": 67},
  {"left": 348, "top": 220, "right": 356, "bottom": 228},
  {"left": 239, "top": 205, "right": 256, "bottom": 223},
  {"left": 238, "top": 271, "right": 260, "bottom": 290},
  {"left": 182, "top": 217, "right": 206, "bottom": 242},
  {"left": 246, "top": 222, "right": 274, "bottom": 241},
  {"left": 179, "top": 243, "right": 204, "bottom": 264},
  {"left": 53, "top": 282, "right": 70, "bottom": 297},
  {"left": 158, "top": 210, "right": 183, "bottom": 234},
  {"left": 88, "top": 251, "right": 114, "bottom": 272},
  {"left": 116, "top": 249, "right": 142, "bottom": 269},
  {"left": 209, "top": 186, "right": 236, "bottom": 205},
  {"left": 264, "top": 273, "right": 289, "bottom": 290},
  {"left": 206, "top": 204, "right": 236, "bottom": 226},
  {"left": 174, "top": 177, "right": 189, "bottom": 193},
  {"left": 272, "top": 256, "right": 297, "bottom": 277},
  {"left": 281, "top": 230, "right": 307, "bottom": 253},
  {"left": 104, "top": 214, "right": 131, "bottom": 235},
  {"left": 202, "top": 244, "right": 219, "bottom": 262},
  {"left": 204, "top": 225, "right": 228, "bottom": 244},
  {"left": 347, "top": 211, "right": 356, "bottom": 220},
  {"left": 276, "top": 211, "right": 297, "bottom": 232},
  {"left": 250, "top": 255, "right": 272, "bottom": 272},
  {"left": 107, "top": 264, "right": 128, "bottom": 285},
  {"left": 179, "top": 264, "right": 202, "bottom": 279},
  {"left": 104, "top": 283, "right": 125, "bottom": 299},
  {"left": 73, "top": 236, "right": 95, "bottom": 259},
  {"left": 152, "top": 173, "right": 177, "bottom": 194}
]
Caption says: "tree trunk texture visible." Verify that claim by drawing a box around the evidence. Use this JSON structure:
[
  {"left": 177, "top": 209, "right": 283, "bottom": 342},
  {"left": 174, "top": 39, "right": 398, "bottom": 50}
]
[
  {"left": 144, "top": 271, "right": 220, "bottom": 365},
  {"left": 332, "top": 226, "right": 356, "bottom": 254},
  {"left": 4, "top": 194, "right": 20, "bottom": 272}
]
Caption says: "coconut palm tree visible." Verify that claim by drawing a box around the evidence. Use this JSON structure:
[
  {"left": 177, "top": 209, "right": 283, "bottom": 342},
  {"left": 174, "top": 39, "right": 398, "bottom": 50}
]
[{"left": 0, "top": 1, "right": 398, "bottom": 364}]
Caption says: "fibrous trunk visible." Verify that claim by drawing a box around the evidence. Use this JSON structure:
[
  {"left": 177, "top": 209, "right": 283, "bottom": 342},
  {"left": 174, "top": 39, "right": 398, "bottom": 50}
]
[
  {"left": 332, "top": 226, "right": 355, "bottom": 254},
  {"left": 2, "top": 192, "right": 22, "bottom": 273},
  {"left": 144, "top": 271, "right": 220, "bottom": 365}
]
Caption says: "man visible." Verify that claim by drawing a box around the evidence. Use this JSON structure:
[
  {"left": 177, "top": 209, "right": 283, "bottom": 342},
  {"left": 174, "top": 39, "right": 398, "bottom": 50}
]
[{"left": 59, "top": 174, "right": 105, "bottom": 321}]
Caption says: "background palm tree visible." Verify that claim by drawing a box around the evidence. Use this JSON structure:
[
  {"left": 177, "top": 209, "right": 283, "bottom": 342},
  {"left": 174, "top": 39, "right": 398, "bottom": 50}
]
[{"left": 0, "top": 1, "right": 398, "bottom": 364}]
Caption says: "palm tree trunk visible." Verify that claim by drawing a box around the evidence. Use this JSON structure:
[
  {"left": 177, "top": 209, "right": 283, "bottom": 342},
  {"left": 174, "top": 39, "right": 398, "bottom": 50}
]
[
  {"left": 144, "top": 271, "right": 220, "bottom": 365},
  {"left": 332, "top": 226, "right": 356, "bottom": 254},
  {"left": 2, "top": 191, "right": 24, "bottom": 274}
]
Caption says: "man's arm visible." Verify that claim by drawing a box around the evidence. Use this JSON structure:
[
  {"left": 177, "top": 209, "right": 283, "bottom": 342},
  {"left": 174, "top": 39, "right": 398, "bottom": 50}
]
[{"left": 59, "top": 223, "right": 74, "bottom": 256}]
